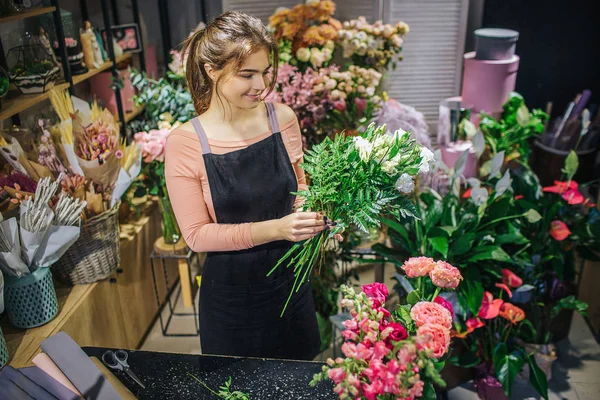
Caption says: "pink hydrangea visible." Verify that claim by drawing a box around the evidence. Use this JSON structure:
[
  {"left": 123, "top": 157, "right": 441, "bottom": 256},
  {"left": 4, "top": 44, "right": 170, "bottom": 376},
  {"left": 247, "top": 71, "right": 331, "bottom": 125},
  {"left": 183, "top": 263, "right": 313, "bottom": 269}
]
[
  {"left": 362, "top": 282, "right": 389, "bottom": 307},
  {"left": 410, "top": 301, "right": 452, "bottom": 329},
  {"left": 429, "top": 261, "right": 463, "bottom": 289},
  {"left": 416, "top": 323, "right": 451, "bottom": 358},
  {"left": 401, "top": 256, "right": 435, "bottom": 278}
]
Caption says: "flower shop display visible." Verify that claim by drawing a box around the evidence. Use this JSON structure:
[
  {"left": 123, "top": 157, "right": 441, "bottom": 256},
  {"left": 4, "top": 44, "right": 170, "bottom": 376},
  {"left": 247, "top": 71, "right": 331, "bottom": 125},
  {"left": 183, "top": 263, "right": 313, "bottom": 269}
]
[
  {"left": 311, "top": 259, "right": 462, "bottom": 399},
  {"left": 375, "top": 98, "right": 432, "bottom": 149},
  {"left": 337, "top": 17, "right": 409, "bottom": 71},
  {"left": 268, "top": 1, "right": 340, "bottom": 70},
  {"left": 270, "top": 123, "right": 432, "bottom": 315},
  {"left": 0, "top": 174, "right": 84, "bottom": 328},
  {"left": 133, "top": 126, "right": 181, "bottom": 244}
]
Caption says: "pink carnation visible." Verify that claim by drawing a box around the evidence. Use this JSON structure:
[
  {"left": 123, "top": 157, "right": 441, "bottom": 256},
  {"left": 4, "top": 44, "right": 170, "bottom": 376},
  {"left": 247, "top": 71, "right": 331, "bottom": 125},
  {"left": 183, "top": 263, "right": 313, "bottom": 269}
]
[
  {"left": 429, "top": 261, "right": 463, "bottom": 289},
  {"left": 416, "top": 323, "right": 451, "bottom": 358},
  {"left": 401, "top": 257, "right": 435, "bottom": 278},
  {"left": 362, "top": 282, "right": 389, "bottom": 307},
  {"left": 410, "top": 301, "right": 452, "bottom": 329}
]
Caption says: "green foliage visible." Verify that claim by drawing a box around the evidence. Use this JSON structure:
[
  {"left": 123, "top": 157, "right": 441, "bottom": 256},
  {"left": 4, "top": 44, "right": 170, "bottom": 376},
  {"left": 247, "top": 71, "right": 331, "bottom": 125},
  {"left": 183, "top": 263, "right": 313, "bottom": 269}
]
[
  {"left": 187, "top": 373, "right": 249, "bottom": 400},
  {"left": 129, "top": 69, "right": 196, "bottom": 132},
  {"left": 479, "top": 92, "right": 548, "bottom": 164}
]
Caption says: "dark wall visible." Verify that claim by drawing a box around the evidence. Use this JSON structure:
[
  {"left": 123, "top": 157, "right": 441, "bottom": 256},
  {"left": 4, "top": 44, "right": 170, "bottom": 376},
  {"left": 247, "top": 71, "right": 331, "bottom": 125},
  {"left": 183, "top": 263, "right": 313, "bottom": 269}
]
[{"left": 482, "top": 0, "right": 600, "bottom": 118}]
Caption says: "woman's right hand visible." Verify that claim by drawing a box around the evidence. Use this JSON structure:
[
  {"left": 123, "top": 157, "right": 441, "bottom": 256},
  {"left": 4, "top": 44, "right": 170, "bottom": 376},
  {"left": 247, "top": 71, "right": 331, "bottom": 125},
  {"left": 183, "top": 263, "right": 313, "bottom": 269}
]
[{"left": 277, "top": 211, "right": 326, "bottom": 242}]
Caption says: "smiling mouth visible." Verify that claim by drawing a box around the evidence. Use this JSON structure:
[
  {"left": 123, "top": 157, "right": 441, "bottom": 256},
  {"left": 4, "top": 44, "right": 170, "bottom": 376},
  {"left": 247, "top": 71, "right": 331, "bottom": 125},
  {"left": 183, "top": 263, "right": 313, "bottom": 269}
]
[{"left": 245, "top": 93, "right": 260, "bottom": 100}]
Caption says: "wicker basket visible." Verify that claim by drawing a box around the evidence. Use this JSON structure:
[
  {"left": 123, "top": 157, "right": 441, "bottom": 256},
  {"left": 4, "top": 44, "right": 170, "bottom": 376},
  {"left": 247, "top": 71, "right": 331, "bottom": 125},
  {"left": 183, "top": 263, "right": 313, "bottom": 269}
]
[
  {"left": 5, "top": 267, "right": 59, "bottom": 329},
  {"left": 0, "top": 326, "right": 8, "bottom": 367},
  {"left": 52, "top": 202, "right": 121, "bottom": 285}
]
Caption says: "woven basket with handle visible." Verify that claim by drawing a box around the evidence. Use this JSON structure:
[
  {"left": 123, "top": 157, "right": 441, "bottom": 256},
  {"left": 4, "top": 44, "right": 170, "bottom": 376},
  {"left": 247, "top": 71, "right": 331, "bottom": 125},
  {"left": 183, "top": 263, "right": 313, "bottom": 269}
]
[{"left": 53, "top": 202, "right": 120, "bottom": 285}]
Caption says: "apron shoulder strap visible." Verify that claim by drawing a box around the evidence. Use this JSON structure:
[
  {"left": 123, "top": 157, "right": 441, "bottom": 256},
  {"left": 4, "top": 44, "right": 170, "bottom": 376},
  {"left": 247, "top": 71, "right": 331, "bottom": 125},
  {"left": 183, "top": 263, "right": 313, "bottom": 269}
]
[
  {"left": 265, "top": 102, "right": 280, "bottom": 133},
  {"left": 191, "top": 117, "right": 211, "bottom": 154}
]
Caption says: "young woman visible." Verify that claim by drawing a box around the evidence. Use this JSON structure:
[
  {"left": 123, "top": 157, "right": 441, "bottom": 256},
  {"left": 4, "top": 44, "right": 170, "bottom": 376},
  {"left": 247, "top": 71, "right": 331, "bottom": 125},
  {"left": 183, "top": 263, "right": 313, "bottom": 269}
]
[{"left": 165, "top": 11, "right": 336, "bottom": 360}]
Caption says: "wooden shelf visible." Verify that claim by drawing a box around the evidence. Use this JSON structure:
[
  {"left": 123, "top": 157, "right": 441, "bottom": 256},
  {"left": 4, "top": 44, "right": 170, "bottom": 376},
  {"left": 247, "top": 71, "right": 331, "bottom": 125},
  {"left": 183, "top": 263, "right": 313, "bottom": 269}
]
[
  {"left": 72, "top": 53, "right": 133, "bottom": 86},
  {"left": 0, "top": 6, "right": 55, "bottom": 23},
  {"left": 0, "top": 82, "right": 70, "bottom": 121},
  {"left": 125, "top": 103, "right": 145, "bottom": 123}
]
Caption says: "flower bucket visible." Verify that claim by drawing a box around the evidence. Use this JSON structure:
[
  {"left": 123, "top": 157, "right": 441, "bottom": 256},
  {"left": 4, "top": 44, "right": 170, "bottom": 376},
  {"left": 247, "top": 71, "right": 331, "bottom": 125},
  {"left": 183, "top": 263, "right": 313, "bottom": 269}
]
[
  {"left": 474, "top": 363, "right": 508, "bottom": 400},
  {"left": 4, "top": 267, "right": 59, "bottom": 329},
  {"left": 517, "top": 343, "right": 556, "bottom": 382}
]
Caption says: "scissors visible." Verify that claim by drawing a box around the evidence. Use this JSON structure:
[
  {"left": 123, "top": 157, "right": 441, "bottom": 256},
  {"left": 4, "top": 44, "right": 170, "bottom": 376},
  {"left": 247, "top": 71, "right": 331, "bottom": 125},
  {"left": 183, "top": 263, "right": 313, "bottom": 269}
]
[{"left": 101, "top": 349, "right": 146, "bottom": 389}]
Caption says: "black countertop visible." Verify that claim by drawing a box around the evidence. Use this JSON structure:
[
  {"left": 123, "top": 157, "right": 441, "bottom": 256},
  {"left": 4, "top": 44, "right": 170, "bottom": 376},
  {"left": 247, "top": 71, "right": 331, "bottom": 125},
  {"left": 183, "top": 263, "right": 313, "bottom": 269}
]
[{"left": 83, "top": 347, "right": 336, "bottom": 400}]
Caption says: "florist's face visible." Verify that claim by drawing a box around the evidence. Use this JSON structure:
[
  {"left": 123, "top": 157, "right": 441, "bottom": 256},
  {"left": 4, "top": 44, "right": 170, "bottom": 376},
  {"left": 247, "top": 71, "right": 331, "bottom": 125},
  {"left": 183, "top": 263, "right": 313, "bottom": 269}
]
[{"left": 213, "top": 48, "right": 272, "bottom": 110}]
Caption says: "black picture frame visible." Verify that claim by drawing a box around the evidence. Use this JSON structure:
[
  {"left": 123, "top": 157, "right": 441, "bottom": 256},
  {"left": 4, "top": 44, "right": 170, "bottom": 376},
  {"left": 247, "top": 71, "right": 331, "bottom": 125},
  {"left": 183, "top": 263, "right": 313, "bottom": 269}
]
[{"left": 99, "top": 23, "right": 142, "bottom": 54}]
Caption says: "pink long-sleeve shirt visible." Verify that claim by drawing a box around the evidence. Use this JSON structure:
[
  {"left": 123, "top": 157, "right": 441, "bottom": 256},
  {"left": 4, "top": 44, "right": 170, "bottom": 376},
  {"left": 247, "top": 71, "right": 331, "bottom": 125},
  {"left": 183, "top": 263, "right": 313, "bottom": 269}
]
[{"left": 164, "top": 115, "right": 307, "bottom": 253}]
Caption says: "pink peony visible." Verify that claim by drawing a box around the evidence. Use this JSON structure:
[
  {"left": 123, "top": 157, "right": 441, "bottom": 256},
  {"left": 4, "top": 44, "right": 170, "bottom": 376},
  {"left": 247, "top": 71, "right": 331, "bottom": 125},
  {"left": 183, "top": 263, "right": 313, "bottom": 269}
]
[
  {"left": 410, "top": 301, "right": 452, "bottom": 329},
  {"left": 401, "top": 256, "right": 435, "bottom": 278},
  {"left": 416, "top": 323, "right": 451, "bottom": 358},
  {"left": 429, "top": 261, "right": 463, "bottom": 289},
  {"left": 434, "top": 295, "right": 454, "bottom": 317},
  {"left": 362, "top": 282, "right": 389, "bottom": 307}
]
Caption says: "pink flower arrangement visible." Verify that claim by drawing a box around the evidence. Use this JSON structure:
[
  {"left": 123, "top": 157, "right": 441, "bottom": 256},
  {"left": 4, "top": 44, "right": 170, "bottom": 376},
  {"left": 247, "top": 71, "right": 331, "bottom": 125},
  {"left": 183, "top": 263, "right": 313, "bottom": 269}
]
[
  {"left": 312, "top": 281, "right": 456, "bottom": 399},
  {"left": 134, "top": 129, "right": 170, "bottom": 163}
]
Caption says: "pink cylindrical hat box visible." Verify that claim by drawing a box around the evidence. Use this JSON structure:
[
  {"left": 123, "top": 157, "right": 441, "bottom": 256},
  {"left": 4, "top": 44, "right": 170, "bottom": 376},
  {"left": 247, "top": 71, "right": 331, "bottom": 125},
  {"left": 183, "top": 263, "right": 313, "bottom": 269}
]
[
  {"left": 461, "top": 52, "right": 519, "bottom": 119},
  {"left": 89, "top": 69, "right": 135, "bottom": 117}
]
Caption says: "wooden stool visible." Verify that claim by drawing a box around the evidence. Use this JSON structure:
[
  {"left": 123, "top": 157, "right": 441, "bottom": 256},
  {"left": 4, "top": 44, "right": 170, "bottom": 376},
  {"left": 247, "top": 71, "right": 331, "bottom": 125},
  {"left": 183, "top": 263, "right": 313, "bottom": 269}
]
[{"left": 151, "top": 238, "right": 199, "bottom": 336}]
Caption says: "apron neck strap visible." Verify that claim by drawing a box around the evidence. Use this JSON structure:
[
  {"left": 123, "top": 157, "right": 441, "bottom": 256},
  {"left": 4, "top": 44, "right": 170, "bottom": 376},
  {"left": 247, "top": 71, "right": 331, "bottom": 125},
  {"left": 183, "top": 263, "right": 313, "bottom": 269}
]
[
  {"left": 265, "top": 102, "right": 279, "bottom": 133},
  {"left": 191, "top": 117, "right": 211, "bottom": 154}
]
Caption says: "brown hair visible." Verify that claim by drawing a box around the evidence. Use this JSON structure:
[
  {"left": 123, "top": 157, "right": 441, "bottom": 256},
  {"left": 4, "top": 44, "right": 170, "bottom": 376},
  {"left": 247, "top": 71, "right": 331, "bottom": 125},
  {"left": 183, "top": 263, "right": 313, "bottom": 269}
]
[{"left": 182, "top": 11, "right": 279, "bottom": 115}]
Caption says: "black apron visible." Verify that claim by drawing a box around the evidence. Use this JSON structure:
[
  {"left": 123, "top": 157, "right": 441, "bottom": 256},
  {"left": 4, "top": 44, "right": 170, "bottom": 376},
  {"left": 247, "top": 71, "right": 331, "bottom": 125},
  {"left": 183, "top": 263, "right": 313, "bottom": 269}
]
[{"left": 191, "top": 102, "right": 321, "bottom": 360}]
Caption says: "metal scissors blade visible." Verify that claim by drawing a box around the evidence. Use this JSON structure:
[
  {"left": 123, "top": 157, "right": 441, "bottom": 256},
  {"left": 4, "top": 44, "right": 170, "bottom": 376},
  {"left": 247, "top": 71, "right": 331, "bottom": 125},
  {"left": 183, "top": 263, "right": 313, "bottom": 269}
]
[{"left": 124, "top": 368, "right": 146, "bottom": 389}]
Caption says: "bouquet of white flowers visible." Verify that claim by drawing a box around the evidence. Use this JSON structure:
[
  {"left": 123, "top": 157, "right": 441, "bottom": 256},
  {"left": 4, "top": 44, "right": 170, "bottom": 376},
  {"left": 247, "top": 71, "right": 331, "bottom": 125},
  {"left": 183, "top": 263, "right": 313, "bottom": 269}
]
[{"left": 270, "top": 123, "right": 433, "bottom": 315}]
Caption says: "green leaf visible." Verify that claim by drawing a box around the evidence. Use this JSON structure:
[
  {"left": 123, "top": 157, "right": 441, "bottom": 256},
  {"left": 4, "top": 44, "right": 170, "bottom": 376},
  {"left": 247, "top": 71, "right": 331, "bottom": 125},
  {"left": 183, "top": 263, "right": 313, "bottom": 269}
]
[
  {"left": 407, "top": 290, "right": 421, "bottom": 305},
  {"left": 467, "top": 245, "right": 512, "bottom": 263},
  {"left": 429, "top": 236, "right": 449, "bottom": 258},
  {"left": 422, "top": 382, "right": 437, "bottom": 400},
  {"left": 527, "top": 354, "right": 548, "bottom": 400},
  {"left": 451, "top": 233, "right": 476, "bottom": 256},
  {"left": 382, "top": 217, "right": 409, "bottom": 243},
  {"left": 456, "top": 276, "right": 484, "bottom": 316},
  {"left": 562, "top": 150, "right": 579, "bottom": 181},
  {"left": 524, "top": 209, "right": 542, "bottom": 223},
  {"left": 551, "top": 295, "right": 588, "bottom": 319},
  {"left": 439, "top": 225, "right": 458, "bottom": 236},
  {"left": 493, "top": 344, "right": 525, "bottom": 398}
]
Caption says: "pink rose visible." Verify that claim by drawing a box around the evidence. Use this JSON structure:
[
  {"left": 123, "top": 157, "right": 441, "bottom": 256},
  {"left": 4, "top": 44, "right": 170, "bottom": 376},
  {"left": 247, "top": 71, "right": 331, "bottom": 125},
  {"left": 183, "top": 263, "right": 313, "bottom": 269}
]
[
  {"left": 429, "top": 261, "right": 463, "bottom": 289},
  {"left": 142, "top": 141, "right": 165, "bottom": 163},
  {"left": 416, "top": 323, "right": 451, "bottom": 358},
  {"left": 134, "top": 131, "right": 149, "bottom": 143},
  {"left": 410, "top": 301, "right": 452, "bottom": 329},
  {"left": 362, "top": 282, "right": 389, "bottom": 307},
  {"left": 434, "top": 295, "right": 454, "bottom": 317},
  {"left": 401, "top": 256, "right": 435, "bottom": 278}
]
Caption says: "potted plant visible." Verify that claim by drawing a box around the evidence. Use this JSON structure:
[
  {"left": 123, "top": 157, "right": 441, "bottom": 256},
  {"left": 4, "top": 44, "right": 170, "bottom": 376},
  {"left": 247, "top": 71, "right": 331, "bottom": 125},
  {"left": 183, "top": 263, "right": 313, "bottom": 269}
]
[{"left": 452, "top": 281, "right": 549, "bottom": 400}]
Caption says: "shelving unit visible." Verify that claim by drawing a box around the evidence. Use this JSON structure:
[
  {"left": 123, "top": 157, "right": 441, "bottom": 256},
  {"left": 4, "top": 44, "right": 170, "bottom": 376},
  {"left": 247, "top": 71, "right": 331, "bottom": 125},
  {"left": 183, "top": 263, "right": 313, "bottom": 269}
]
[
  {"left": 72, "top": 53, "right": 132, "bottom": 86},
  {"left": 0, "top": 6, "right": 56, "bottom": 24},
  {"left": 0, "top": 0, "right": 146, "bottom": 136}
]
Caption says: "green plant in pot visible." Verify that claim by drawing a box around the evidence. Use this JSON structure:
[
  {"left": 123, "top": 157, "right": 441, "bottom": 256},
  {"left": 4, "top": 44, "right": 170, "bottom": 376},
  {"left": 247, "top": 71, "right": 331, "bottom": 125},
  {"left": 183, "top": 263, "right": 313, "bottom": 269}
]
[{"left": 511, "top": 153, "right": 599, "bottom": 342}]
